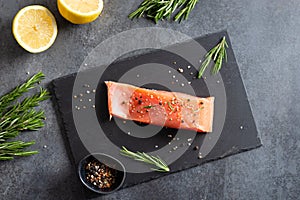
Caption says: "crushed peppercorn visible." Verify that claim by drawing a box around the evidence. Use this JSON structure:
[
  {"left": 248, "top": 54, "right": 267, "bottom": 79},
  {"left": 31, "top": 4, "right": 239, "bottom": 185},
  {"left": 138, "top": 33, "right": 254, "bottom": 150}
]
[{"left": 85, "top": 160, "right": 116, "bottom": 189}]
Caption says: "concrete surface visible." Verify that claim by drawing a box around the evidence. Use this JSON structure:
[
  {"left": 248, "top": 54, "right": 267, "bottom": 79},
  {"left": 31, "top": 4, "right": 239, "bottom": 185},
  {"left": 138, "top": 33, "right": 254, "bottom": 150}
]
[{"left": 0, "top": 0, "right": 299, "bottom": 199}]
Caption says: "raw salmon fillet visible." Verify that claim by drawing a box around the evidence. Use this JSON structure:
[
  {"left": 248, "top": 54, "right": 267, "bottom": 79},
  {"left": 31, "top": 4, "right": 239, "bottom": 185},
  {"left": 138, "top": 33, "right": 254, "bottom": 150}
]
[{"left": 105, "top": 81, "right": 214, "bottom": 132}]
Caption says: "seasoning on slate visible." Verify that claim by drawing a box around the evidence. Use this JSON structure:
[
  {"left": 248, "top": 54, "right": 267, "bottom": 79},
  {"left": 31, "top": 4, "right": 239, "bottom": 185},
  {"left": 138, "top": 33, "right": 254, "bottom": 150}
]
[
  {"left": 177, "top": 68, "right": 183, "bottom": 73},
  {"left": 85, "top": 160, "right": 116, "bottom": 189}
]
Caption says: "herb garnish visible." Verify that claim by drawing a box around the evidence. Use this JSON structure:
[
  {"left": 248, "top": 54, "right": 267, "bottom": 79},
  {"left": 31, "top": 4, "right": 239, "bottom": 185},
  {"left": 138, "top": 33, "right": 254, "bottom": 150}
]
[
  {"left": 198, "top": 36, "right": 228, "bottom": 79},
  {"left": 0, "top": 72, "right": 49, "bottom": 160},
  {"left": 194, "top": 107, "right": 204, "bottom": 112},
  {"left": 144, "top": 105, "right": 155, "bottom": 109},
  {"left": 167, "top": 102, "right": 174, "bottom": 111},
  {"left": 129, "top": 0, "right": 199, "bottom": 23},
  {"left": 120, "top": 146, "right": 170, "bottom": 172}
]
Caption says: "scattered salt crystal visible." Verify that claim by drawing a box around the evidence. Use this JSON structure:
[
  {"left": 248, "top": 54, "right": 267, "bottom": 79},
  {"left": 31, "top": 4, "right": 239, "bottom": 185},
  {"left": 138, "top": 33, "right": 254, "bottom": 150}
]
[
  {"left": 198, "top": 152, "right": 203, "bottom": 159},
  {"left": 178, "top": 68, "right": 183, "bottom": 73}
]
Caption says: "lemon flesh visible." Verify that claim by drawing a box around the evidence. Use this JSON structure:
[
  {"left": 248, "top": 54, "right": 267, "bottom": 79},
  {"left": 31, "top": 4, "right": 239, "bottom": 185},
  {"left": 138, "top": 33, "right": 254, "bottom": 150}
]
[
  {"left": 58, "top": 0, "right": 103, "bottom": 24},
  {"left": 12, "top": 5, "right": 58, "bottom": 53}
]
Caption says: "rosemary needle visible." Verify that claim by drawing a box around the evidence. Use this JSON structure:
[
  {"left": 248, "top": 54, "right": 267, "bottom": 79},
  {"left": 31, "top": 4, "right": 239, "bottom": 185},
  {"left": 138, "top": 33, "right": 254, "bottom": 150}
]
[
  {"left": 144, "top": 105, "right": 155, "bottom": 109},
  {"left": 120, "top": 146, "right": 170, "bottom": 172},
  {"left": 198, "top": 36, "right": 229, "bottom": 79}
]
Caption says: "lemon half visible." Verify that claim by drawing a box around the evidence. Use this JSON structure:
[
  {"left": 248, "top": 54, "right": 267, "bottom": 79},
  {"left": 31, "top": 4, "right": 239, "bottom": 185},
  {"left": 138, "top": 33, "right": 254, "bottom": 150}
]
[
  {"left": 57, "top": 0, "right": 104, "bottom": 24},
  {"left": 12, "top": 5, "right": 58, "bottom": 53}
]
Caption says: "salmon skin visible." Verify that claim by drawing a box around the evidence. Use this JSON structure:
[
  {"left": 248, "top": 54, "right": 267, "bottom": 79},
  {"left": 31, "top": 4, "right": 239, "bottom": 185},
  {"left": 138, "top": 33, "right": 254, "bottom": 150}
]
[{"left": 105, "top": 81, "right": 214, "bottom": 132}]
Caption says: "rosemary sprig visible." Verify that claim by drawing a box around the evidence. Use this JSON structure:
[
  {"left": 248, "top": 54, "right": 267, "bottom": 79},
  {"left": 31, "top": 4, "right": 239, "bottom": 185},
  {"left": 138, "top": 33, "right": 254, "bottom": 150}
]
[
  {"left": 0, "top": 109, "right": 46, "bottom": 141},
  {"left": 198, "top": 36, "right": 228, "bottom": 78},
  {"left": 174, "top": 0, "right": 199, "bottom": 22},
  {"left": 120, "top": 146, "right": 170, "bottom": 172},
  {"left": 0, "top": 141, "right": 38, "bottom": 161},
  {"left": 0, "top": 72, "right": 49, "bottom": 160},
  {"left": 0, "top": 72, "right": 44, "bottom": 115},
  {"left": 129, "top": 0, "right": 199, "bottom": 23}
]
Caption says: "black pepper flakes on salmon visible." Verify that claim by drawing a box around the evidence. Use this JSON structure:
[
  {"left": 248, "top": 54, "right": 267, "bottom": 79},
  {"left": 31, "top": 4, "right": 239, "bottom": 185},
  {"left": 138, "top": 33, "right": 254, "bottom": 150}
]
[{"left": 105, "top": 81, "right": 214, "bottom": 132}]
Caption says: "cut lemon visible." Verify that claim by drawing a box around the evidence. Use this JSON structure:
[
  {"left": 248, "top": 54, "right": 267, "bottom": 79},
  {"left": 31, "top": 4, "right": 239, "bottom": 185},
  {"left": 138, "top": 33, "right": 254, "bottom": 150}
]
[
  {"left": 57, "top": 0, "right": 103, "bottom": 24},
  {"left": 12, "top": 5, "right": 58, "bottom": 54}
]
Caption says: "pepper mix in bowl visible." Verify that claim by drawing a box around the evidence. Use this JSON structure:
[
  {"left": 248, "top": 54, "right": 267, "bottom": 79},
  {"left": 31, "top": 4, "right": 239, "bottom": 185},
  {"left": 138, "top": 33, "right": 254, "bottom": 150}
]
[{"left": 85, "top": 160, "right": 117, "bottom": 189}]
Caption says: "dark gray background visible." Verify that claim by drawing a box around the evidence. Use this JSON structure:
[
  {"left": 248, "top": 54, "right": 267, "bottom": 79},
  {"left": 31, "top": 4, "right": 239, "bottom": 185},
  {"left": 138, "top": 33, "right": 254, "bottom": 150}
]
[{"left": 0, "top": 0, "right": 299, "bottom": 199}]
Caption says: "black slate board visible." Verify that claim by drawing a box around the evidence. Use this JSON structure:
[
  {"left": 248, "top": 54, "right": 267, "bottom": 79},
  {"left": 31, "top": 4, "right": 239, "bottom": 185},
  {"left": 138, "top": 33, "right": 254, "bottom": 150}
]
[{"left": 51, "top": 30, "right": 261, "bottom": 199}]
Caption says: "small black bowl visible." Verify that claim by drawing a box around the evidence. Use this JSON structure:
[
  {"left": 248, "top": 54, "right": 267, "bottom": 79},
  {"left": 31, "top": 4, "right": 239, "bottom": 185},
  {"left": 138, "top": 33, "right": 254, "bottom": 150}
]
[{"left": 78, "top": 153, "right": 126, "bottom": 194}]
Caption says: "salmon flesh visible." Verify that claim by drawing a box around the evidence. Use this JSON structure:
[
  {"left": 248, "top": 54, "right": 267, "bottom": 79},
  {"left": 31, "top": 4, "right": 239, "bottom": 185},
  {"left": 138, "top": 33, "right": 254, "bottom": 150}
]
[{"left": 105, "top": 81, "right": 214, "bottom": 132}]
